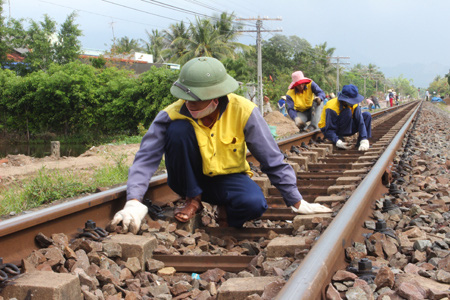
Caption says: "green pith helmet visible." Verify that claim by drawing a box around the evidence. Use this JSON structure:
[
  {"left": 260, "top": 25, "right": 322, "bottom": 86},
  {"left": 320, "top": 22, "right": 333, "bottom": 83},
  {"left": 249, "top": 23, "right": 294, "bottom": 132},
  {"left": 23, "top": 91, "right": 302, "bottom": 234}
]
[{"left": 170, "top": 57, "right": 239, "bottom": 101}]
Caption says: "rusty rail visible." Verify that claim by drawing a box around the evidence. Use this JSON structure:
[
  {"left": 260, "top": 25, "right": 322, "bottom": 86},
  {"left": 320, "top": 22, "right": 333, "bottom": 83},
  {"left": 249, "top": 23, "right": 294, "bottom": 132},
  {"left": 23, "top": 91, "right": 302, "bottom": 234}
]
[{"left": 275, "top": 102, "right": 421, "bottom": 299}]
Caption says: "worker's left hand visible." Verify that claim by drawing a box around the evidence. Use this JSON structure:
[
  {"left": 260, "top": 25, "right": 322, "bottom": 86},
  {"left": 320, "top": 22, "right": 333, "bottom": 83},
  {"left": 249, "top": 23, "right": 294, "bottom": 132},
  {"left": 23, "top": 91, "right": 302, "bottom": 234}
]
[
  {"left": 291, "top": 200, "right": 332, "bottom": 214},
  {"left": 313, "top": 97, "right": 322, "bottom": 106},
  {"left": 358, "top": 139, "right": 370, "bottom": 151}
]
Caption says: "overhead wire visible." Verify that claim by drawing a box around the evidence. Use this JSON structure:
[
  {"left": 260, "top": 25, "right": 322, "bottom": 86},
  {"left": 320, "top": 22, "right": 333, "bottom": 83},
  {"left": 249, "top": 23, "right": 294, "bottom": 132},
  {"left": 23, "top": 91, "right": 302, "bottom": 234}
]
[
  {"left": 38, "top": 0, "right": 171, "bottom": 28},
  {"left": 177, "top": 0, "right": 223, "bottom": 13},
  {"left": 137, "top": 0, "right": 256, "bottom": 27},
  {"left": 101, "top": 0, "right": 181, "bottom": 22}
]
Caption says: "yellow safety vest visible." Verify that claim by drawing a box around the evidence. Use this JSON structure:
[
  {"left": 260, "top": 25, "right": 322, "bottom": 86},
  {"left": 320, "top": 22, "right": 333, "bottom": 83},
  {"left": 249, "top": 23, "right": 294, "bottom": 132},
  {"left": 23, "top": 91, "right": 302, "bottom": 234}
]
[
  {"left": 318, "top": 98, "right": 358, "bottom": 128},
  {"left": 286, "top": 82, "right": 315, "bottom": 112},
  {"left": 165, "top": 93, "right": 255, "bottom": 177}
]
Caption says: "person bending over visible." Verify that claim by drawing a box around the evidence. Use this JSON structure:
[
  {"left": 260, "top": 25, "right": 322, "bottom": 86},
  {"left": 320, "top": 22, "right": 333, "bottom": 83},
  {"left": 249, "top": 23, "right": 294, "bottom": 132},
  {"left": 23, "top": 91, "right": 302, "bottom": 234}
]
[
  {"left": 318, "top": 84, "right": 372, "bottom": 151},
  {"left": 110, "top": 57, "right": 331, "bottom": 233}
]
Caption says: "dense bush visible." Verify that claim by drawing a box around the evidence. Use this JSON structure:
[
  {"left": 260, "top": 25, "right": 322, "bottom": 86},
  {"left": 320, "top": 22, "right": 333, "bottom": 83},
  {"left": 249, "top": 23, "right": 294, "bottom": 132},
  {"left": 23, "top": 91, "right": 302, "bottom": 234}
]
[{"left": 0, "top": 61, "right": 180, "bottom": 138}]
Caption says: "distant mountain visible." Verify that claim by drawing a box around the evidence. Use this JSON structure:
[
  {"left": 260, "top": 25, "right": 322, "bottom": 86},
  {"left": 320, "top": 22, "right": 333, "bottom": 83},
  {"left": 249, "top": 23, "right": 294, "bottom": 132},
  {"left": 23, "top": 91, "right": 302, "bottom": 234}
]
[{"left": 380, "top": 62, "right": 449, "bottom": 88}]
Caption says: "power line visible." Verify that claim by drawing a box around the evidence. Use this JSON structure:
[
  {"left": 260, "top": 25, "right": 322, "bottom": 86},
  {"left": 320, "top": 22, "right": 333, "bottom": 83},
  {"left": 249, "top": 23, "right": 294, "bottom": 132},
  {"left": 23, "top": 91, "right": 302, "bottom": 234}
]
[
  {"left": 178, "top": 0, "right": 224, "bottom": 13},
  {"left": 101, "top": 0, "right": 181, "bottom": 22},
  {"left": 138, "top": 0, "right": 256, "bottom": 27},
  {"left": 38, "top": 0, "right": 170, "bottom": 28}
]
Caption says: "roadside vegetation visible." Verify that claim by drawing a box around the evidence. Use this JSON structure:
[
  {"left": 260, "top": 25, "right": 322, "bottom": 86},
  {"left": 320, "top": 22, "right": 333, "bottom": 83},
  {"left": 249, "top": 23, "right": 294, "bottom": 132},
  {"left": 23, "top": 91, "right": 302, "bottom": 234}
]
[{"left": 0, "top": 154, "right": 129, "bottom": 216}]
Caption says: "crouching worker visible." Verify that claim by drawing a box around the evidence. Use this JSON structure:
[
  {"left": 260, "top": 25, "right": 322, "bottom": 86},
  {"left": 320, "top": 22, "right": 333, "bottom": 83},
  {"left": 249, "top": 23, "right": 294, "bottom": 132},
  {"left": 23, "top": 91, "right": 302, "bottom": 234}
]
[
  {"left": 110, "top": 57, "right": 332, "bottom": 233},
  {"left": 318, "top": 84, "right": 372, "bottom": 151},
  {"left": 285, "top": 71, "right": 326, "bottom": 132}
]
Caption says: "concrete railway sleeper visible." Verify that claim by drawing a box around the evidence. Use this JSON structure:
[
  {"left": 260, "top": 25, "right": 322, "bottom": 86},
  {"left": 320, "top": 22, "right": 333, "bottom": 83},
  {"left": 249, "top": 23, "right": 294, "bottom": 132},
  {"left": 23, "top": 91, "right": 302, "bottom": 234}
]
[{"left": 1, "top": 102, "right": 442, "bottom": 299}]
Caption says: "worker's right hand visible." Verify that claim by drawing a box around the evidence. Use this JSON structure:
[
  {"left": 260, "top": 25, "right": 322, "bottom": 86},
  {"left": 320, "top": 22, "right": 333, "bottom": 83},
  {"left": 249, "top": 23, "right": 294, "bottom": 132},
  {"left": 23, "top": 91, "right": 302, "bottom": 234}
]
[
  {"left": 313, "top": 97, "right": 322, "bottom": 106},
  {"left": 110, "top": 200, "right": 148, "bottom": 234},
  {"left": 336, "top": 139, "right": 351, "bottom": 150}
]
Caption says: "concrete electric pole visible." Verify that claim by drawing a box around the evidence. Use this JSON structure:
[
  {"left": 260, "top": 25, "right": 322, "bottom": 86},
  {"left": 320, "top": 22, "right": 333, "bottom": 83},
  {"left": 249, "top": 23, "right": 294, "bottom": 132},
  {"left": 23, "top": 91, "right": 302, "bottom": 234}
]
[
  {"left": 236, "top": 17, "right": 282, "bottom": 114},
  {"left": 328, "top": 56, "right": 350, "bottom": 95}
]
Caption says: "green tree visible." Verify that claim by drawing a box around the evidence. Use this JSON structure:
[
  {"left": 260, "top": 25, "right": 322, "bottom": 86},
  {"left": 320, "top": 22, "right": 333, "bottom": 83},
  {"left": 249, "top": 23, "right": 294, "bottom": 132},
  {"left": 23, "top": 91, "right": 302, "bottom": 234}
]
[
  {"left": 113, "top": 36, "right": 142, "bottom": 54},
  {"left": 428, "top": 75, "right": 450, "bottom": 97},
  {"left": 141, "top": 29, "right": 165, "bottom": 63},
  {"left": 162, "top": 21, "right": 190, "bottom": 63},
  {"left": 261, "top": 35, "right": 296, "bottom": 78},
  {"left": 54, "top": 12, "right": 82, "bottom": 65},
  {"left": 24, "top": 15, "right": 57, "bottom": 71},
  {"left": 0, "top": 0, "right": 9, "bottom": 67}
]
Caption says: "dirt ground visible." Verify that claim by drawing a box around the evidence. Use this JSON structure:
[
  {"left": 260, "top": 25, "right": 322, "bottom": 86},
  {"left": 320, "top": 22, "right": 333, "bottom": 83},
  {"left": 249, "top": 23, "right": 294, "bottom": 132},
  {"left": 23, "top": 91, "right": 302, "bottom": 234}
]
[{"left": 0, "top": 111, "right": 299, "bottom": 187}]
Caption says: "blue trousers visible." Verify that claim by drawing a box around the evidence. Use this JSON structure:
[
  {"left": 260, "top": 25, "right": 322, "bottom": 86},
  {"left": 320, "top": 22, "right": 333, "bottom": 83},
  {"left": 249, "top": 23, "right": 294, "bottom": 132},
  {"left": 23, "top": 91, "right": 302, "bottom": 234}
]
[
  {"left": 337, "top": 109, "right": 372, "bottom": 142},
  {"left": 164, "top": 120, "right": 268, "bottom": 228}
]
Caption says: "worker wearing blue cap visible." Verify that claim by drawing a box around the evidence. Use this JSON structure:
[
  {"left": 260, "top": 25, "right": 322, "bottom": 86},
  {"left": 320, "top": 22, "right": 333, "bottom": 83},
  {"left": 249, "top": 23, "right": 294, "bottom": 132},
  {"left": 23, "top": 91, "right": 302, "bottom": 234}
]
[{"left": 318, "top": 84, "right": 371, "bottom": 151}]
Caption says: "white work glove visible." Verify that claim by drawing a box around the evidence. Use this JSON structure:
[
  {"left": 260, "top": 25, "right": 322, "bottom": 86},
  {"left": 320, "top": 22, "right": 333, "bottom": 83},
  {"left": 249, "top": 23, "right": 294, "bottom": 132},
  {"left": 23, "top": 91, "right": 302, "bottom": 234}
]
[
  {"left": 358, "top": 139, "right": 370, "bottom": 151},
  {"left": 291, "top": 200, "right": 332, "bottom": 214},
  {"left": 110, "top": 200, "right": 148, "bottom": 234},
  {"left": 336, "top": 139, "right": 351, "bottom": 150}
]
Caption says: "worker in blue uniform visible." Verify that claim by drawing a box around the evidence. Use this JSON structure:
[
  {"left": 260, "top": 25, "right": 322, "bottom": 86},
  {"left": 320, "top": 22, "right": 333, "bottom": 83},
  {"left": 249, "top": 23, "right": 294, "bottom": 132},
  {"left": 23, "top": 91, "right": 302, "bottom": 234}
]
[
  {"left": 110, "top": 57, "right": 332, "bottom": 233},
  {"left": 318, "top": 84, "right": 371, "bottom": 151},
  {"left": 285, "top": 71, "right": 326, "bottom": 132}
]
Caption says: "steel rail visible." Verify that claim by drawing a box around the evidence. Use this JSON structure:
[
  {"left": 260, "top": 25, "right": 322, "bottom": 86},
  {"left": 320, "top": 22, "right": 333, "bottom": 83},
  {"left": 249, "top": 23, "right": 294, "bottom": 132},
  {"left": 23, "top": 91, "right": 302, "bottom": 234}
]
[
  {"left": 0, "top": 104, "right": 409, "bottom": 265},
  {"left": 275, "top": 103, "right": 421, "bottom": 299}
]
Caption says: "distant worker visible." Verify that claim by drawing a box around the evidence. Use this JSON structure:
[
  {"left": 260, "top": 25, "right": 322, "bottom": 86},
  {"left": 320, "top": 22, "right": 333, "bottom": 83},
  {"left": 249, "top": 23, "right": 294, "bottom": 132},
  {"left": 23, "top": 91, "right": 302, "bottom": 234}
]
[
  {"left": 277, "top": 96, "right": 287, "bottom": 116},
  {"left": 426, "top": 90, "right": 430, "bottom": 101},
  {"left": 388, "top": 89, "right": 394, "bottom": 107},
  {"left": 365, "top": 97, "right": 374, "bottom": 111},
  {"left": 285, "top": 71, "right": 326, "bottom": 132},
  {"left": 263, "top": 95, "right": 273, "bottom": 116},
  {"left": 318, "top": 84, "right": 372, "bottom": 151},
  {"left": 371, "top": 95, "right": 381, "bottom": 109}
]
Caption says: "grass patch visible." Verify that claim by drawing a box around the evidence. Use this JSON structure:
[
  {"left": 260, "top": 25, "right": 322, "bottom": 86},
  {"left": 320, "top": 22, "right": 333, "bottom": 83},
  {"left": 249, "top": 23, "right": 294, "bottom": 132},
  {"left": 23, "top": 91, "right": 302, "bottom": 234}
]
[{"left": 0, "top": 155, "right": 131, "bottom": 216}]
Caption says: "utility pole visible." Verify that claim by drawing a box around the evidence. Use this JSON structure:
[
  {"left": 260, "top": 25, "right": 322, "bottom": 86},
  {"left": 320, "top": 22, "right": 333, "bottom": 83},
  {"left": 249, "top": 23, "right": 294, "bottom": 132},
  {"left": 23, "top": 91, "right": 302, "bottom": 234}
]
[
  {"left": 328, "top": 56, "right": 350, "bottom": 95},
  {"left": 236, "top": 16, "right": 282, "bottom": 114},
  {"left": 361, "top": 73, "right": 369, "bottom": 98},
  {"left": 109, "top": 21, "right": 116, "bottom": 50},
  {"left": 370, "top": 75, "right": 383, "bottom": 95}
]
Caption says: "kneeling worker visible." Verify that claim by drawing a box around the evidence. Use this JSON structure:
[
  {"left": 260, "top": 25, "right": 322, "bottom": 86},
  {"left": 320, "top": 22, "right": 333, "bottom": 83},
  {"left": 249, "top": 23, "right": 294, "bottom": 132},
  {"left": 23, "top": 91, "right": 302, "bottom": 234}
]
[
  {"left": 285, "top": 71, "right": 326, "bottom": 132},
  {"left": 318, "top": 84, "right": 371, "bottom": 151},
  {"left": 110, "top": 57, "right": 331, "bottom": 234}
]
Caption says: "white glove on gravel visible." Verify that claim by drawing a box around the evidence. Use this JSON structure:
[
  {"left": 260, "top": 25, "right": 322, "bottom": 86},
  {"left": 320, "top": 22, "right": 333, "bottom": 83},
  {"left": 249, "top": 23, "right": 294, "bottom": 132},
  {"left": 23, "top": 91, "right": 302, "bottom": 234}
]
[
  {"left": 110, "top": 200, "right": 148, "bottom": 234},
  {"left": 358, "top": 139, "right": 370, "bottom": 151},
  {"left": 336, "top": 139, "right": 351, "bottom": 150},
  {"left": 291, "top": 200, "right": 332, "bottom": 214}
]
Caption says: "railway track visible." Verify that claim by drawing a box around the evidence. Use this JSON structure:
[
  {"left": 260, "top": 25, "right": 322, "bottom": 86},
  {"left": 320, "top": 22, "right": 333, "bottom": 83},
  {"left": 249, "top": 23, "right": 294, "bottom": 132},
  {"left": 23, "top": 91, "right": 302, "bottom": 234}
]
[{"left": 0, "top": 101, "right": 427, "bottom": 299}]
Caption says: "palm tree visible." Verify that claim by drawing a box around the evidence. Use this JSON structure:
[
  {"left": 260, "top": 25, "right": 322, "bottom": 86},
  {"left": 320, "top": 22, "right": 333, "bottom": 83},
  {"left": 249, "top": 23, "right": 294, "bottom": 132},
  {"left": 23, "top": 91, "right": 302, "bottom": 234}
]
[
  {"left": 176, "top": 17, "right": 252, "bottom": 64},
  {"left": 161, "top": 21, "right": 190, "bottom": 63},
  {"left": 113, "top": 36, "right": 142, "bottom": 54},
  {"left": 141, "top": 29, "right": 165, "bottom": 63}
]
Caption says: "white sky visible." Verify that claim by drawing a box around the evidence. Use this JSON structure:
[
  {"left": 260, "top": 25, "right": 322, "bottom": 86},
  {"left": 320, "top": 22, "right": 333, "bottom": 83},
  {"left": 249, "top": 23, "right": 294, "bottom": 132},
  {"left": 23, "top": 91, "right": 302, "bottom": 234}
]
[{"left": 8, "top": 0, "right": 450, "bottom": 87}]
